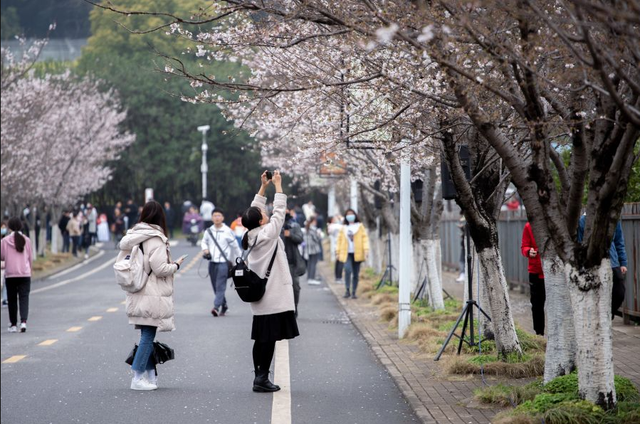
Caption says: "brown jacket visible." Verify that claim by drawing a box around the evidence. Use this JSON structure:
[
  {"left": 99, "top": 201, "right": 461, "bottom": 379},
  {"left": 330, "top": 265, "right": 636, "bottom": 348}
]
[{"left": 119, "top": 223, "right": 178, "bottom": 332}]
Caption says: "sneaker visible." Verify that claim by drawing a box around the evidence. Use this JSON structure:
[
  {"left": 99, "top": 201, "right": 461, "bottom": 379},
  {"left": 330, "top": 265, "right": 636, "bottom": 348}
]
[
  {"left": 146, "top": 371, "right": 157, "bottom": 387},
  {"left": 308, "top": 279, "right": 321, "bottom": 285},
  {"left": 84, "top": 253, "right": 89, "bottom": 259},
  {"left": 456, "top": 273, "right": 466, "bottom": 282},
  {"left": 20, "top": 322, "right": 27, "bottom": 333},
  {"left": 343, "top": 292, "right": 351, "bottom": 298},
  {"left": 220, "top": 305, "right": 228, "bottom": 316},
  {"left": 335, "top": 279, "right": 343, "bottom": 284},
  {"left": 211, "top": 307, "right": 219, "bottom": 317},
  {"left": 8, "top": 325, "right": 17, "bottom": 333},
  {"left": 351, "top": 294, "right": 358, "bottom": 299},
  {"left": 130, "top": 378, "right": 157, "bottom": 391}
]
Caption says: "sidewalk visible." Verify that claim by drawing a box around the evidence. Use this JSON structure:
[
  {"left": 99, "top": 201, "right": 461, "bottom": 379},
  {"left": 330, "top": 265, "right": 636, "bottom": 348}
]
[{"left": 319, "top": 262, "right": 640, "bottom": 424}]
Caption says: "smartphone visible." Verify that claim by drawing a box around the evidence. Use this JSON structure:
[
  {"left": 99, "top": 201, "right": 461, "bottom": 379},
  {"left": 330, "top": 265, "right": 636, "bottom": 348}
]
[
  {"left": 177, "top": 254, "right": 189, "bottom": 262},
  {"left": 266, "top": 171, "right": 273, "bottom": 180}
]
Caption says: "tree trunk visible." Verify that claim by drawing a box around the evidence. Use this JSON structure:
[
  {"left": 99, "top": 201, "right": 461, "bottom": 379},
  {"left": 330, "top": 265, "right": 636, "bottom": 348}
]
[
  {"left": 566, "top": 259, "right": 616, "bottom": 409},
  {"left": 50, "top": 206, "right": 62, "bottom": 254},
  {"left": 543, "top": 255, "right": 577, "bottom": 383},
  {"left": 477, "top": 246, "right": 523, "bottom": 358},
  {"left": 476, "top": 256, "right": 495, "bottom": 341},
  {"left": 425, "top": 238, "right": 444, "bottom": 309}
]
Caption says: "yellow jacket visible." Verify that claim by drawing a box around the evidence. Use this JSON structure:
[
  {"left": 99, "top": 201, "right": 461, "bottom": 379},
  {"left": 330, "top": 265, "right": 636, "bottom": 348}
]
[{"left": 336, "top": 223, "right": 369, "bottom": 263}]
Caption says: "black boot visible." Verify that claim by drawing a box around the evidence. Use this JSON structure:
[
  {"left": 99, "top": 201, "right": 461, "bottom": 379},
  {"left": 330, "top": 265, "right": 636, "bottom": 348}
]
[{"left": 253, "top": 369, "right": 280, "bottom": 392}]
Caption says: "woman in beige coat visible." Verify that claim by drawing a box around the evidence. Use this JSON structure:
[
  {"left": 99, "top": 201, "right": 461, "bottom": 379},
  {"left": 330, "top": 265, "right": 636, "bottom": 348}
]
[
  {"left": 119, "top": 201, "right": 185, "bottom": 391},
  {"left": 241, "top": 170, "right": 299, "bottom": 392}
]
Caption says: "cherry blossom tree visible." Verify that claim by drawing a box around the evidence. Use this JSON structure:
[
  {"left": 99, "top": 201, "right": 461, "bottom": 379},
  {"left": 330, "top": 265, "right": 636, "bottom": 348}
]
[{"left": 2, "top": 46, "right": 135, "bottom": 253}]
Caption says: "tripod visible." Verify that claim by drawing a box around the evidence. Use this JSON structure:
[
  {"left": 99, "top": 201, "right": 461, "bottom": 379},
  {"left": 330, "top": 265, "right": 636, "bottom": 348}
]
[
  {"left": 376, "top": 231, "right": 396, "bottom": 290},
  {"left": 413, "top": 258, "right": 452, "bottom": 304},
  {"left": 434, "top": 222, "right": 491, "bottom": 361}
]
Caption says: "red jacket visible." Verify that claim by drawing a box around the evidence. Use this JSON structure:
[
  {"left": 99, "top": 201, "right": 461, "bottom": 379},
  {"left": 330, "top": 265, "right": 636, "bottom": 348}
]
[{"left": 521, "top": 223, "right": 543, "bottom": 278}]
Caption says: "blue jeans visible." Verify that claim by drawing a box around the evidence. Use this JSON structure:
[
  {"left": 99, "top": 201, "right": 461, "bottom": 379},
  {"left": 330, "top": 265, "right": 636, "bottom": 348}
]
[
  {"left": 131, "top": 325, "right": 157, "bottom": 372},
  {"left": 209, "top": 262, "right": 229, "bottom": 309},
  {"left": 344, "top": 253, "right": 362, "bottom": 295}
]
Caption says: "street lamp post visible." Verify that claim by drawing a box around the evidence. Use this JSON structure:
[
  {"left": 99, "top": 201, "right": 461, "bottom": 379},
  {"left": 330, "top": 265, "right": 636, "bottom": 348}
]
[{"left": 197, "top": 125, "right": 210, "bottom": 200}]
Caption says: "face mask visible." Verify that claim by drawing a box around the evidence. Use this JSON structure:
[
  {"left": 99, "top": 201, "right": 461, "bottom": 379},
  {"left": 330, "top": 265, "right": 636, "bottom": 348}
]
[
  {"left": 346, "top": 215, "right": 356, "bottom": 223},
  {"left": 1, "top": 228, "right": 6, "bottom": 236}
]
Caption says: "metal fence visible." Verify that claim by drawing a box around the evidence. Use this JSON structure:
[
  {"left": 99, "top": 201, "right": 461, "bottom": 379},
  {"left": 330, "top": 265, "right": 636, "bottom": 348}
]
[{"left": 440, "top": 202, "right": 640, "bottom": 322}]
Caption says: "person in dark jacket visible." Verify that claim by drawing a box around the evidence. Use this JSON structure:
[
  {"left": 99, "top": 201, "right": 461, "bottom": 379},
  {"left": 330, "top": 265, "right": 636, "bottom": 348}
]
[
  {"left": 577, "top": 215, "right": 627, "bottom": 319},
  {"left": 164, "top": 201, "right": 175, "bottom": 239},
  {"left": 281, "top": 208, "right": 304, "bottom": 317},
  {"left": 58, "top": 211, "right": 71, "bottom": 253},
  {"left": 521, "top": 222, "right": 545, "bottom": 336}
]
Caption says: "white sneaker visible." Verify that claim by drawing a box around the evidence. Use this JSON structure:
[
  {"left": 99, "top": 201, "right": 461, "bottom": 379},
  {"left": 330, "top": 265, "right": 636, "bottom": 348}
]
[
  {"left": 8, "top": 326, "right": 17, "bottom": 333},
  {"left": 335, "top": 279, "right": 343, "bottom": 284},
  {"left": 20, "top": 322, "right": 27, "bottom": 333},
  {"left": 308, "top": 279, "right": 321, "bottom": 285},
  {"left": 84, "top": 254, "right": 89, "bottom": 259},
  {"left": 456, "top": 273, "right": 466, "bottom": 282},
  {"left": 130, "top": 378, "right": 157, "bottom": 391}
]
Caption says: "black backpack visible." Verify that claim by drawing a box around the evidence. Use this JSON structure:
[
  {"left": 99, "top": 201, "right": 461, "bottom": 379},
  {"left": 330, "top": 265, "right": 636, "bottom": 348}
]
[{"left": 231, "top": 244, "right": 278, "bottom": 303}]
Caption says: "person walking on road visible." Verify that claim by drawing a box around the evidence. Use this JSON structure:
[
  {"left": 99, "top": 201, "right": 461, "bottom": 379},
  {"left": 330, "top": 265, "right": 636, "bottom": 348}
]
[
  {"left": 303, "top": 216, "right": 323, "bottom": 285},
  {"left": 200, "top": 198, "right": 215, "bottom": 230},
  {"left": 66, "top": 212, "right": 82, "bottom": 258},
  {"left": 281, "top": 208, "right": 304, "bottom": 317},
  {"left": 521, "top": 222, "right": 545, "bottom": 336},
  {"left": 336, "top": 209, "right": 369, "bottom": 299},
  {"left": 164, "top": 201, "right": 175, "bottom": 239},
  {"left": 86, "top": 203, "right": 98, "bottom": 245},
  {"left": 119, "top": 201, "right": 185, "bottom": 391},
  {"left": 112, "top": 208, "right": 126, "bottom": 249},
  {"left": 242, "top": 170, "right": 299, "bottom": 393},
  {"left": 201, "top": 208, "right": 241, "bottom": 317},
  {"left": 1, "top": 218, "right": 33, "bottom": 333}
]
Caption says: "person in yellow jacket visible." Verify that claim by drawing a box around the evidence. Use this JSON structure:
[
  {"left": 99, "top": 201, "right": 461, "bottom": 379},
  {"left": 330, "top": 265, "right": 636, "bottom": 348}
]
[{"left": 335, "top": 209, "right": 369, "bottom": 299}]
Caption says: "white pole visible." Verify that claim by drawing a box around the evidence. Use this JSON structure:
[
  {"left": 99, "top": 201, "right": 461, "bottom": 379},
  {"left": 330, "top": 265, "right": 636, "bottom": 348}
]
[
  {"left": 398, "top": 145, "right": 412, "bottom": 338},
  {"left": 198, "top": 125, "right": 210, "bottom": 200},
  {"left": 328, "top": 184, "right": 336, "bottom": 217},
  {"left": 350, "top": 177, "right": 358, "bottom": 213}
]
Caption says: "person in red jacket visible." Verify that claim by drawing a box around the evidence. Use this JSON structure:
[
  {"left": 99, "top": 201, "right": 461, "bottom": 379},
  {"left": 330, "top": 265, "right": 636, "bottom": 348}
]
[{"left": 521, "top": 222, "right": 545, "bottom": 336}]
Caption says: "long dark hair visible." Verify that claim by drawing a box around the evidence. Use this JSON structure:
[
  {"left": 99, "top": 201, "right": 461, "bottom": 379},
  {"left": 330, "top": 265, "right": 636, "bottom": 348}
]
[
  {"left": 342, "top": 209, "right": 360, "bottom": 225},
  {"left": 138, "top": 201, "right": 168, "bottom": 236},
  {"left": 8, "top": 217, "right": 25, "bottom": 253},
  {"left": 241, "top": 206, "right": 262, "bottom": 250}
]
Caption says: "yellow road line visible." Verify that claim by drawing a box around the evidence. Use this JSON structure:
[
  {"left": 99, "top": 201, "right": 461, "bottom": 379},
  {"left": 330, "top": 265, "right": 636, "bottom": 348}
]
[
  {"left": 67, "top": 326, "right": 82, "bottom": 332},
  {"left": 3, "top": 355, "right": 26, "bottom": 364},
  {"left": 106, "top": 307, "right": 118, "bottom": 312},
  {"left": 88, "top": 316, "right": 102, "bottom": 322},
  {"left": 38, "top": 339, "right": 58, "bottom": 346}
]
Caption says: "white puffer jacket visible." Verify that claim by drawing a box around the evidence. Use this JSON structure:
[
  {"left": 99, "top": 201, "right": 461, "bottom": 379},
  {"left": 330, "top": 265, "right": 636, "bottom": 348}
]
[
  {"left": 119, "top": 223, "right": 178, "bottom": 332},
  {"left": 246, "top": 193, "right": 296, "bottom": 316}
]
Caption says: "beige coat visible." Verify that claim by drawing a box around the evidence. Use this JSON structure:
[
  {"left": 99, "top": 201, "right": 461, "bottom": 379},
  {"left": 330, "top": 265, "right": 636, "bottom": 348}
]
[
  {"left": 66, "top": 217, "right": 82, "bottom": 237},
  {"left": 119, "top": 223, "right": 178, "bottom": 332},
  {"left": 246, "top": 193, "right": 296, "bottom": 316}
]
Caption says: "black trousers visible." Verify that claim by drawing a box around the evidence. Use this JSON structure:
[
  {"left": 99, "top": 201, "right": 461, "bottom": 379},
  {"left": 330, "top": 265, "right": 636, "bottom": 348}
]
[
  {"left": 6, "top": 277, "right": 31, "bottom": 326},
  {"left": 611, "top": 267, "right": 626, "bottom": 318},
  {"left": 528, "top": 273, "right": 546, "bottom": 336}
]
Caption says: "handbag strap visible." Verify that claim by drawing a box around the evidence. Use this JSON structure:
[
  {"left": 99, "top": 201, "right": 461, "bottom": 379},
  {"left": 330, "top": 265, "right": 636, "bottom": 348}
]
[{"left": 207, "top": 228, "right": 230, "bottom": 263}]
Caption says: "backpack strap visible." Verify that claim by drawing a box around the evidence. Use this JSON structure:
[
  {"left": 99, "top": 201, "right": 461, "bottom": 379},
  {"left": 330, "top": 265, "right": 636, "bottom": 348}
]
[
  {"left": 139, "top": 241, "right": 153, "bottom": 277},
  {"left": 265, "top": 245, "right": 278, "bottom": 278},
  {"left": 207, "top": 228, "right": 230, "bottom": 263}
]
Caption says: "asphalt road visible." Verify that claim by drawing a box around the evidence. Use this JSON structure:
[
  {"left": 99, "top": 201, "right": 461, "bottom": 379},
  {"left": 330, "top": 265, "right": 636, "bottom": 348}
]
[{"left": 1, "top": 241, "right": 419, "bottom": 424}]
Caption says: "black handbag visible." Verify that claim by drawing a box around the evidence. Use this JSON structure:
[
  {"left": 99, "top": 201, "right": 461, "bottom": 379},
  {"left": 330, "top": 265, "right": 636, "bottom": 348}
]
[
  {"left": 231, "top": 244, "right": 278, "bottom": 303},
  {"left": 125, "top": 341, "right": 175, "bottom": 369}
]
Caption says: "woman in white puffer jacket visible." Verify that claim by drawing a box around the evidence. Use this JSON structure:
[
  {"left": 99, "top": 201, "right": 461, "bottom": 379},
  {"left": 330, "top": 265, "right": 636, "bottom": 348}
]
[{"left": 119, "top": 201, "right": 185, "bottom": 391}]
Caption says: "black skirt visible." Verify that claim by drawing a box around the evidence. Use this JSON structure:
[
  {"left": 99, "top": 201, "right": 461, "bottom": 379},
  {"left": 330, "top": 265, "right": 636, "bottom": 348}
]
[{"left": 251, "top": 311, "right": 300, "bottom": 342}]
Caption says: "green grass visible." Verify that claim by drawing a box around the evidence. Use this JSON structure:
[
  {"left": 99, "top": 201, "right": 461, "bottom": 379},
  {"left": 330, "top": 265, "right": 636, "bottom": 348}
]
[{"left": 484, "top": 372, "right": 640, "bottom": 424}]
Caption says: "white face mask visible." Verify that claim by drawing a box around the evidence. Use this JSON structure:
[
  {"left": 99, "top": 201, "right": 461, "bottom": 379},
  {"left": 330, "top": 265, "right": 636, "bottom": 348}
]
[
  {"left": 1, "top": 227, "right": 6, "bottom": 236},
  {"left": 346, "top": 215, "right": 356, "bottom": 223}
]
